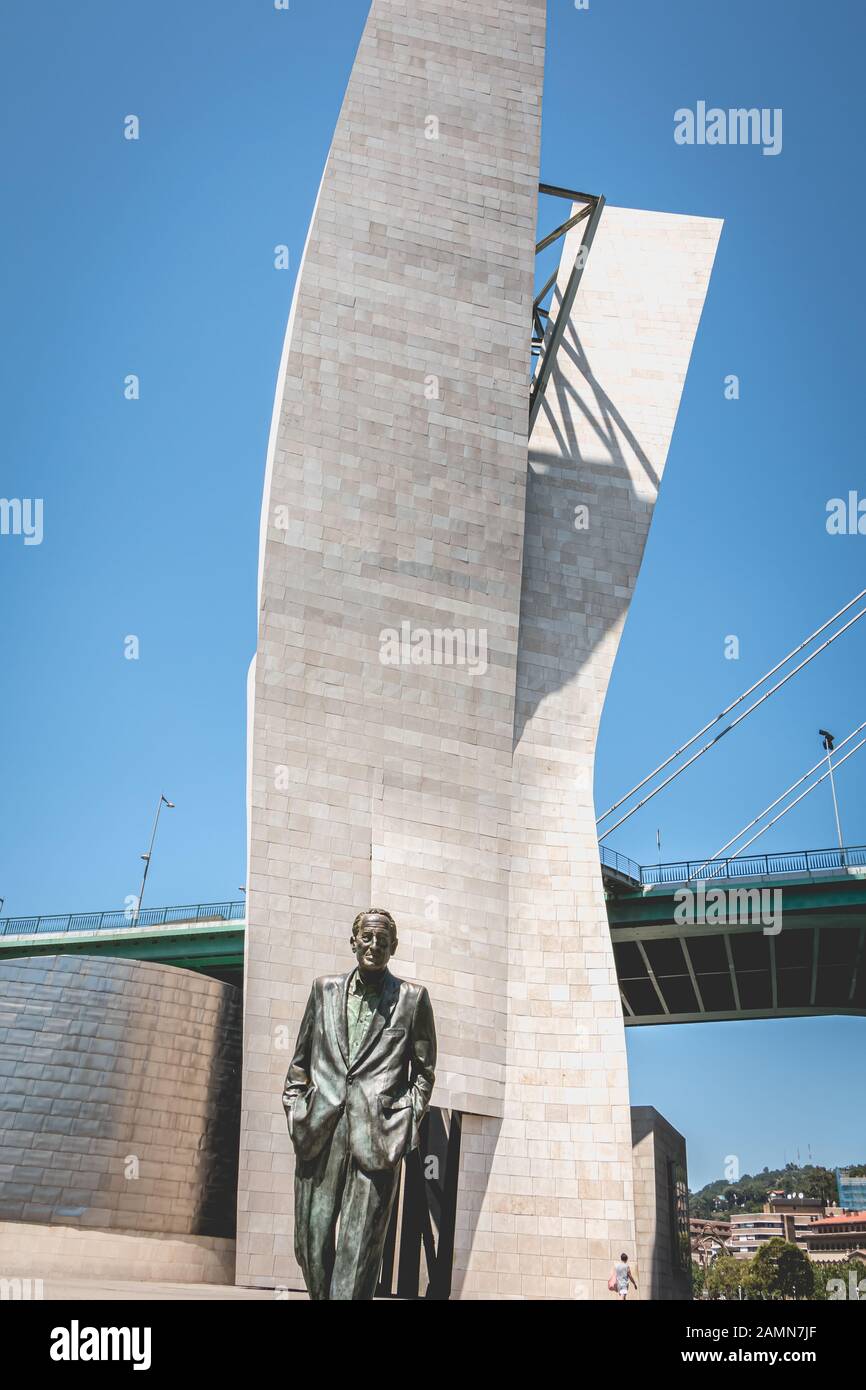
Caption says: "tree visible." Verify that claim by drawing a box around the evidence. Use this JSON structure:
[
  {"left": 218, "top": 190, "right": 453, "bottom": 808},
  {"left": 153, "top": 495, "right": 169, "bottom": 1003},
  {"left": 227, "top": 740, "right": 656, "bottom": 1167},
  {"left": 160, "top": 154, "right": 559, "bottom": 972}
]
[
  {"left": 809, "top": 1168, "right": 838, "bottom": 1205},
  {"left": 750, "top": 1238, "right": 815, "bottom": 1300},
  {"left": 705, "top": 1255, "right": 749, "bottom": 1300},
  {"left": 812, "top": 1259, "right": 866, "bottom": 1301}
]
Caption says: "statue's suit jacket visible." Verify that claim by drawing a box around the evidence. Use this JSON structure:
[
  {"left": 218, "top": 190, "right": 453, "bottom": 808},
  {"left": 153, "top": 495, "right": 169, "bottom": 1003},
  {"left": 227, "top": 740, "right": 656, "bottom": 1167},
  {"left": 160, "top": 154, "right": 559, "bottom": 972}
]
[{"left": 283, "top": 969, "right": 436, "bottom": 1173}]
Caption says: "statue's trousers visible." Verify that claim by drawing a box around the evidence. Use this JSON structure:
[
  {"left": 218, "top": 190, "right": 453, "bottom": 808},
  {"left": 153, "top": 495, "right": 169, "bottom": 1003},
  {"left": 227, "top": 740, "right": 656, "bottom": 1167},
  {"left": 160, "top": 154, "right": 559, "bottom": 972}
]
[{"left": 293, "top": 1111, "right": 402, "bottom": 1300}]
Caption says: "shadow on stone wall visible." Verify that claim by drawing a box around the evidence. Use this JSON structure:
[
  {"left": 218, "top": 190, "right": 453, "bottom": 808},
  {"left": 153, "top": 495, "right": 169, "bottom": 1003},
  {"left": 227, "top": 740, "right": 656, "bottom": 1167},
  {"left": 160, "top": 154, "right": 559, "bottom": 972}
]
[{"left": 514, "top": 320, "right": 662, "bottom": 753}]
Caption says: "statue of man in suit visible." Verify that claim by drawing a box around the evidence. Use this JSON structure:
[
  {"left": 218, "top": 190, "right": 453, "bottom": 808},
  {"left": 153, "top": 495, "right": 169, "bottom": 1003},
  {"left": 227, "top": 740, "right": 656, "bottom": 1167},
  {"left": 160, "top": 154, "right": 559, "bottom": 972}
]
[{"left": 282, "top": 908, "right": 437, "bottom": 1300}]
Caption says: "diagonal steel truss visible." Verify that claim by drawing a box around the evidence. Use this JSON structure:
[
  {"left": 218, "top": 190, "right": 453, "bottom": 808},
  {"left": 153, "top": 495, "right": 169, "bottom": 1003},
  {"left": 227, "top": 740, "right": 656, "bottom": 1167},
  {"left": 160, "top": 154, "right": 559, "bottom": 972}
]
[{"left": 529, "top": 183, "right": 605, "bottom": 432}]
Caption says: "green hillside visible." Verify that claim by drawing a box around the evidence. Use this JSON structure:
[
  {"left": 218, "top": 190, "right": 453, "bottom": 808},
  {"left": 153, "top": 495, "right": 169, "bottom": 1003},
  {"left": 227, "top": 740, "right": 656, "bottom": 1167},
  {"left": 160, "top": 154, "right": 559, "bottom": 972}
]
[{"left": 690, "top": 1162, "right": 866, "bottom": 1218}]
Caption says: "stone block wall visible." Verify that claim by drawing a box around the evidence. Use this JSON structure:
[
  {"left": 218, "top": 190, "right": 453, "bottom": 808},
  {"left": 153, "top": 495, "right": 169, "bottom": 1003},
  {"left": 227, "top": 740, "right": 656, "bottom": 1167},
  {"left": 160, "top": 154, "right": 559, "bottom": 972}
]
[
  {"left": 631, "top": 1105, "right": 693, "bottom": 1300},
  {"left": 240, "top": 0, "right": 546, "bottom": 1288},
  {"left": 241, "top": 0, "right": 721, "bottom": 1298}
]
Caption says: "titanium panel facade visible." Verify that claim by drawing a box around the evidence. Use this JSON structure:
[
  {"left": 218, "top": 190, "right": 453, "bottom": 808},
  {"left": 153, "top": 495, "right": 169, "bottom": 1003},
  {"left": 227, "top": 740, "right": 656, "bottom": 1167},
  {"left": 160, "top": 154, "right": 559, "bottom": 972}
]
[{"left": 0, "top": 955, "right": 241, "bottom": 1239}]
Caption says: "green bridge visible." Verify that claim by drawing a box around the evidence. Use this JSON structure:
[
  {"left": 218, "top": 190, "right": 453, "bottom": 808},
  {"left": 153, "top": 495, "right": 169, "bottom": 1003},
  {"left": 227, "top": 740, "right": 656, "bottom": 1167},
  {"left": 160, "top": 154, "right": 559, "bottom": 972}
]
[
  {"left": 606, "top": 863, "right": 866, "bottom": 1025},
  {"left": 3, "top": 846, "right": 865, "bottom": 1026},
  {"left": 0, "top": 902, "right": 245, "bottom": 984}
]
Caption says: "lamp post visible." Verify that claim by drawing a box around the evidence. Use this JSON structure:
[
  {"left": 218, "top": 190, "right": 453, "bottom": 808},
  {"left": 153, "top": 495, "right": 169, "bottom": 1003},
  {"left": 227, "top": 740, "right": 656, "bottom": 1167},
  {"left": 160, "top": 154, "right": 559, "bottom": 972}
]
[
  {"left": 819, "top": 730, "right": 845, "bottom": 866},
  {"left": 135, "top": 794, "right": 175, "bottom": 923}
]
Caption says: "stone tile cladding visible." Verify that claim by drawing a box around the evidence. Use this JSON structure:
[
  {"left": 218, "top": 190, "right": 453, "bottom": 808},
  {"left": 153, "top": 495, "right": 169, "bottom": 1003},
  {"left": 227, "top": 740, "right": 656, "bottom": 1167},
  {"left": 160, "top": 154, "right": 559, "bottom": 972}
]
[
  {"left": 240, "top": 0, "right": 546, "bottom": 1288},
  {"left": 452, "top": 207, "right": 721, "bottom": 1298},
  {"left": 241, "top": 0, "right": 721, "bottom": 1297}
]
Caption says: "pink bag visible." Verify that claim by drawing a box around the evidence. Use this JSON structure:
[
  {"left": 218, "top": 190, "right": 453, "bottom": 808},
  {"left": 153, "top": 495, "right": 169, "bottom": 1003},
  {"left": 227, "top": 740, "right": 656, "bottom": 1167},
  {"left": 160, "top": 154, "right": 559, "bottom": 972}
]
[{"left": 608, "top": 1270, "right": 618, "bottom": 1292}]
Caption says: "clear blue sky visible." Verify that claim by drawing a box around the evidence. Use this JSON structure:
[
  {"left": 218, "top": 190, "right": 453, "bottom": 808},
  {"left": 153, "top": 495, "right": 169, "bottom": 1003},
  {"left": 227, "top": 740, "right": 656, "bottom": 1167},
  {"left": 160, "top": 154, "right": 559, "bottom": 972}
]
[{"left": 1, "top": 1, "right": 863, "bottom": 1189}]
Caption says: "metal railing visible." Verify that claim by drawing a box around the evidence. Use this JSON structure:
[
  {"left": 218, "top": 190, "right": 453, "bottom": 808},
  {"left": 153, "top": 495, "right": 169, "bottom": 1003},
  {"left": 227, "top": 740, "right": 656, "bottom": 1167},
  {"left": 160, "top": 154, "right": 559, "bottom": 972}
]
[
  {"left": 634, "top": 845, "right": 866, "bottom": 888},
  {"left": 0, "top": 900, "right": 245, "bottom": 939},
  {"left": 599, "top": 845, "right": 642, "bottom": 883},
  {"left": 4, "top": 846, "right": 864, "bottom": 935}
]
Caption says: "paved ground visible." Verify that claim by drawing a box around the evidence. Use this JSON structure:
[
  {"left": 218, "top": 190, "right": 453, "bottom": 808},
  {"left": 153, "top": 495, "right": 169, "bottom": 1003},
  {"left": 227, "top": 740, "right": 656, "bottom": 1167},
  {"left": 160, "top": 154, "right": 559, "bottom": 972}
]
[{"left": 27, "top": 1277, "right": 305, "bottom": 1301}]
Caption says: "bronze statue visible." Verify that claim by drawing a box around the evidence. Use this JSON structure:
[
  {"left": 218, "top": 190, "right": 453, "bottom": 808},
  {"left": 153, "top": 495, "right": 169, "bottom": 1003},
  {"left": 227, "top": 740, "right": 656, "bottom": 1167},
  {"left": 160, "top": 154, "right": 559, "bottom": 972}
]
[{"left": 282, "top": 908, "right": 437, "bottom": 1300}]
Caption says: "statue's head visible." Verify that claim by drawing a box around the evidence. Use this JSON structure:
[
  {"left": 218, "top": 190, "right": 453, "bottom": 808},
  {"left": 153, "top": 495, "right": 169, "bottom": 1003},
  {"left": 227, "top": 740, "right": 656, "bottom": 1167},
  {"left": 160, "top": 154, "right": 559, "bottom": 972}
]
[{"left": 350, "top": 908, "right": 397, "bottom": 976}]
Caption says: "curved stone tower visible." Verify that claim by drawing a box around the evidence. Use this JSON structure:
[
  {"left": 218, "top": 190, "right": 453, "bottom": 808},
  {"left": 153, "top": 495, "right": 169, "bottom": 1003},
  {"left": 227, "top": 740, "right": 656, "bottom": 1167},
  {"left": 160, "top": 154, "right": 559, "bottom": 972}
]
[
  {"left": 456, "top": 206, "right": 722, "bottom": 1297},
  {"left": 240, "top": 0, "right": 721, "bottom": 1297}
]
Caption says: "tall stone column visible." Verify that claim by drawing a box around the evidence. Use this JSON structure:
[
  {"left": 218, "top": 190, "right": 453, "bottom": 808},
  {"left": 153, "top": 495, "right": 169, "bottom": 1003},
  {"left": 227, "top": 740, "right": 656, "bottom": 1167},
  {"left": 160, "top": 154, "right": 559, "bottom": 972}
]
[
  {"left": 240, "top": 0, "right": 721, "bottom": 1298},
  {"left": 453, "top": 207, "right": 722, "bottom": 1298},
  {"left": 239, "top": 0, "right": 546, "bottom": 1289}
]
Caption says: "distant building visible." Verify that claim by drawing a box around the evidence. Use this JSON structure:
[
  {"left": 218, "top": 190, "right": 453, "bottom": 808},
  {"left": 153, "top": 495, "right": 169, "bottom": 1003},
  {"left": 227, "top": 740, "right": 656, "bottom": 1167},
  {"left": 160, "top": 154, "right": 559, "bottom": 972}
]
[
  {"left": 631, "top": 1108, "right": 693, "bottom": 1299},
  {"left": 836, "top": 1169, "right": 866, "bottom": 1212},
  {"left": 728, "top": 1191, "right": 866, "bottom": 1265},
  {"left": 729, "top": 1194, "right": 826, "bottom": 1259},
  {"left": 803, "top": 1212, "right": 866, "bottom": 1264}
]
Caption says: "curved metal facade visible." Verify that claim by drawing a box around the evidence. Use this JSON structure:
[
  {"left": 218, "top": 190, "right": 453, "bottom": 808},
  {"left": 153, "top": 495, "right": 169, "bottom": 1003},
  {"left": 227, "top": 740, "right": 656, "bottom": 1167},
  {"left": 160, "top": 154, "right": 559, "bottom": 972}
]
[{"left": 0, "top": 955, "right": 241, "bottom": 1238}]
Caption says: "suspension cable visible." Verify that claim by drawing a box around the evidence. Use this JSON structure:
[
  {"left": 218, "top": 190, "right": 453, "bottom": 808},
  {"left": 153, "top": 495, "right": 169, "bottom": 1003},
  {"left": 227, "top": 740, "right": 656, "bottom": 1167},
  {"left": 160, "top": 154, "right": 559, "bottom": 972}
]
[
  {"left": 709, "top": 736, "right": 866, "bottom": 864},
  {"left": 597, "top": 602, "right": 866, "bottom": 841},
  {"left": 596, "top": 586, "right": 866, "bottom": 828},
  {"left": 688, "top": 718, "right": 866, "bottom": 880}
]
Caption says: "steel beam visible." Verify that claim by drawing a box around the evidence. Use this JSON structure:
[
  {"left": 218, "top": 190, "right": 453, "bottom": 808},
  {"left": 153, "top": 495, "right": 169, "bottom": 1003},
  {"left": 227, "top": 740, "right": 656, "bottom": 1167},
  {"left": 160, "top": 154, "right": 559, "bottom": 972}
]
[
  {"left": 810, "top": 924, "right": 820, "bottom": 1006},
  {"left": 529, "top": 192, "right": 605, "bottom": 432},
  {"left": 636, "top": 939, "right": 670, "bottom": 1015},
  {"left": 850, "top": 925, "right": 866, "bottom": 1003},
  {"left": 625, "top": 1005, "right": 864, "bottom": 1028},
  {"left": 723, "top": 934, "right": 741, "bottom": 1012},
  {"left": 680, "top": 937, "right": 706, "bottom": 1014},
  {"left": 535, "top": 202, "right": 592, "bottom": 255}
]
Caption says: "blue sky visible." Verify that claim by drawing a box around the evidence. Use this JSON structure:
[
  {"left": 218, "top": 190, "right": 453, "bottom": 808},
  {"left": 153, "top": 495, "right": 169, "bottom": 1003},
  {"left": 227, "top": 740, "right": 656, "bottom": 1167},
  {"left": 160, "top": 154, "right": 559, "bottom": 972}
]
[{"left": 1, "top": 0, "right": 863, "bottom": 1189}]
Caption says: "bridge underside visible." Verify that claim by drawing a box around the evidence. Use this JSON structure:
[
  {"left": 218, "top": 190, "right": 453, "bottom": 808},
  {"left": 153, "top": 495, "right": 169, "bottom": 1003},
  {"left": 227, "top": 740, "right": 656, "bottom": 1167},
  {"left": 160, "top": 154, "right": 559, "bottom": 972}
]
[{"left": 608, "top": 876, "right": 866, "bottom": 1025}]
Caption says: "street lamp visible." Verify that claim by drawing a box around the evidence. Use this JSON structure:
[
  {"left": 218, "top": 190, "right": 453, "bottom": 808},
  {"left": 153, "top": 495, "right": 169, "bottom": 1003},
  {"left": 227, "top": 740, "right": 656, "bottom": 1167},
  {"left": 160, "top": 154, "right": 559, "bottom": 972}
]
[
  {"left": 818, "top": 730, "right": 845, "bottom": 866},
  {"left": 135, "top": 794, "right": 175, "bottom": 923}
]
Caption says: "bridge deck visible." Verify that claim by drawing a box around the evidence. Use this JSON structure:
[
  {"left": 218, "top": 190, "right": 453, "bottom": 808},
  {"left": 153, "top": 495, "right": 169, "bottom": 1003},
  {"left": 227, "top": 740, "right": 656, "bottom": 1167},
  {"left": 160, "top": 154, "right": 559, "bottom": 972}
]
[
  {"left": 3, "top": 857, "right": 865, "bottom": 1025},
  {"left": 608, "top": 870, "right": 866, "bottom": 1024}
]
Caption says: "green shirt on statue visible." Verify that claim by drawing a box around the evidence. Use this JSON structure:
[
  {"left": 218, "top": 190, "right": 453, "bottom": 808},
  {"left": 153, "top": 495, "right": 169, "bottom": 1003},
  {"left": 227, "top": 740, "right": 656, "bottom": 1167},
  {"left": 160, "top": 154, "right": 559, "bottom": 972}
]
[{"left": 346, "top": 968, "right": 385, "bottom": 1063}]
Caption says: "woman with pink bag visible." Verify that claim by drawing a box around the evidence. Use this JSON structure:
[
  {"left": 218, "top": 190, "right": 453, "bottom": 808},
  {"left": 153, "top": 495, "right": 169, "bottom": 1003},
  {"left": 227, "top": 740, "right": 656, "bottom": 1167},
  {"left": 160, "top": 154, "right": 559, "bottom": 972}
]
[{"left": 608, "top": 1253, "right": 638, "bottom": 1300}]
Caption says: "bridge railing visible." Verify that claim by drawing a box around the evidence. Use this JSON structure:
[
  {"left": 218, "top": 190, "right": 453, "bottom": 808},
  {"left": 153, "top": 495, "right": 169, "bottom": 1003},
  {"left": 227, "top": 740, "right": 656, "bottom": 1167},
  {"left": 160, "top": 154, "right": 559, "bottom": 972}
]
[
  {"left": 0, "top": 900, "right": 245, "bottom": 939},
  {"left": 599, "top": 845, "right": 642, "bottom": 883},
  {"left": 6, "top": 846, "right": 866, "bottom": 935},
  {"left": 637, "top": 845, "right": 866, "bottom": 887}
]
